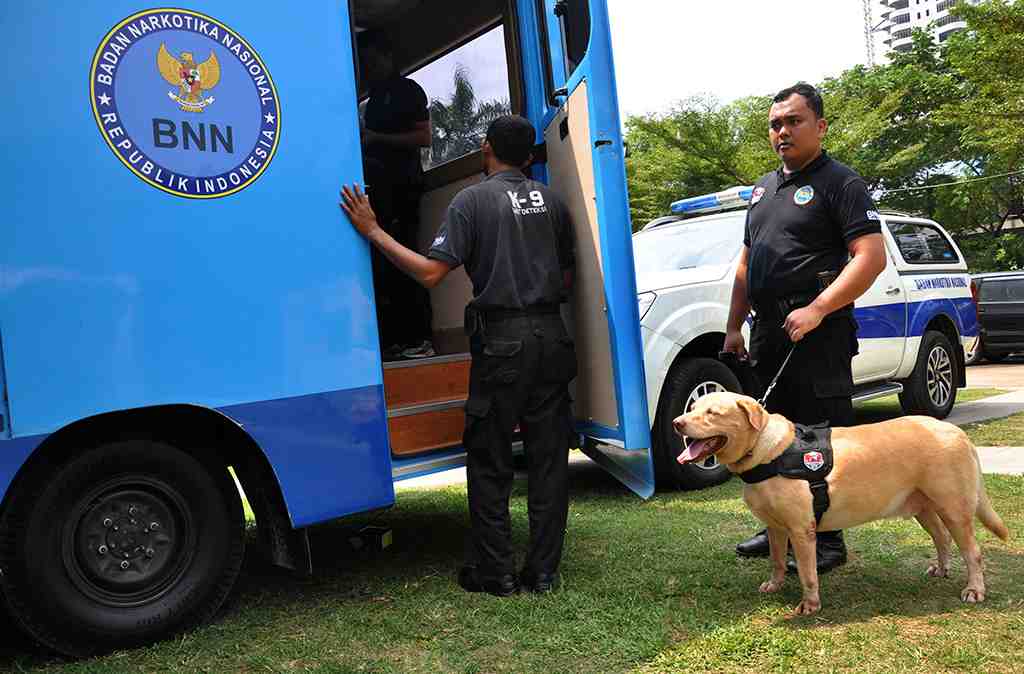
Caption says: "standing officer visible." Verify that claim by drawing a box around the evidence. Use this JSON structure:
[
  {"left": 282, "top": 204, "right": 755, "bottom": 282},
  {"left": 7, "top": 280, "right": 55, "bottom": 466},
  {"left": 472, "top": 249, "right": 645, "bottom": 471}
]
[
  {"left": 723, "top": 83, "right": 886, "bottom": 573},
  {"left": 340, "top": 115, "right": 577, "bottom": 596},
  {"left": 357, "top": 29, "right": 435, "bottom": 359}
]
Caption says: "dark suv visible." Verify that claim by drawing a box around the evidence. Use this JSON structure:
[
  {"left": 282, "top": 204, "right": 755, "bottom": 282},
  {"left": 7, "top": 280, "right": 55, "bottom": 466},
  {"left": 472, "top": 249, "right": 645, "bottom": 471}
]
[{"left": 970, "top": 272, "right": 1024, "bottom": 363}]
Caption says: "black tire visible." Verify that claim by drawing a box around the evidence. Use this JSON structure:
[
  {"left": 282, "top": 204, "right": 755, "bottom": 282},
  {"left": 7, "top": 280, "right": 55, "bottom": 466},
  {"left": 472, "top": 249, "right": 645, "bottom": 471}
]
[
  {"left": 983, "top": 350, "right": 1008, "bottom": 363},
  {"left": 899, "top": 330, "right": 959, "bottom": 418},
  {"left": 0, "top": 440, "right": 244, "bottom": 656},
  {"left": 653, "top": 357, "right": 741, "bottom": 491}
]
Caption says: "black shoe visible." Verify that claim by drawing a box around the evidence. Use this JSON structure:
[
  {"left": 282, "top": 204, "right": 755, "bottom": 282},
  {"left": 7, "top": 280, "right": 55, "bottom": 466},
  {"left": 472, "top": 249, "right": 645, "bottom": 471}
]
[
  {"left": 520, "top": 569, "right": 560, "bottom": 594},
  {"left": 786, "top": 531, "right": 848, "bottom": 575},
  {"left": 736, "top": 529, "right": 771, "bottom": 557},
  {"left": 457, "top": 565, "right": 519, "bottom": 597}
]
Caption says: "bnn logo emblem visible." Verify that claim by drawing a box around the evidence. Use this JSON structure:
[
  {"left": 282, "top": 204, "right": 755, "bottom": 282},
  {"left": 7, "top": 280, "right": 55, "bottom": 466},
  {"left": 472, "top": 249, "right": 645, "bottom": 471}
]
[{"left": 90, "top": 9, "right": 281, "bottom": 198}]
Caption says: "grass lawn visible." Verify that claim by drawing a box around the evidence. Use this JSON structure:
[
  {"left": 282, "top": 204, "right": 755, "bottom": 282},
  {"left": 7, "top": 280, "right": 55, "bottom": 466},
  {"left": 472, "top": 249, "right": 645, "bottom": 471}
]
[
  {"left": 4, "top": 465, "right": 1022, "bottom": 673},
  {"left": 963, "top": 412, "right": 1024, "bottom": 447},
  {"left": 854, "top": 387, "right": 1008, "bottom": 424}
]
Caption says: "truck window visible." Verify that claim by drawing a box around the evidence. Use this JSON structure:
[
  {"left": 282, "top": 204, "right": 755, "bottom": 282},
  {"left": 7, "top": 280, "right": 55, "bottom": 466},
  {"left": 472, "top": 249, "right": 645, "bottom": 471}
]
[
  {"left": 887, "top": 222, "right": 960, "bottom": 264},
  {"left": 556, "top": 0, "right": 591, "bottom": 76},
  {"left": 408, "top": 25, "right": 512, "bottom": 171},
  {"left": 981, "top": 278, "right": 1024, "bottom": 302}
]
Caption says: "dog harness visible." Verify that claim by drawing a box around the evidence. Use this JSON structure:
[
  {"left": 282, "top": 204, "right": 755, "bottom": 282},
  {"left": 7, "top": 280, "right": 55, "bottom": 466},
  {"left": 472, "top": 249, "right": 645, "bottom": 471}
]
[{"left": 739, "top": 423, "right": 834, "bottom": 525}]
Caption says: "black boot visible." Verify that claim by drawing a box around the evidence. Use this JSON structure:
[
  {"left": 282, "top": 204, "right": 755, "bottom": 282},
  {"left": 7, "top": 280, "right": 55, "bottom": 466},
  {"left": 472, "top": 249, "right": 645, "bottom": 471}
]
[
  {"left": 520, "top": 569, "right": 560, "bottom": 594},
  {"left": 458, "top": 565, "right": 519, "bottom": 596},
  {"left": 735, "top": 529, "right": 771, "bottom": 557},
  {"left": 786, "top": 530, "right": 848, "bottom": 574}
]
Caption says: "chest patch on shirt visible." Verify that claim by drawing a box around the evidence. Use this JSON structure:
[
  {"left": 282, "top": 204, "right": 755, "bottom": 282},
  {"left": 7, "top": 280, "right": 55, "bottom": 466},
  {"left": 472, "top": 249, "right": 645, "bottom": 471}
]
[
  {"left": 751, "top": 186, "right": 766, "bottom": 205},
  {"left": 794, "top": 185, "right": 815, "bottom": 206}
]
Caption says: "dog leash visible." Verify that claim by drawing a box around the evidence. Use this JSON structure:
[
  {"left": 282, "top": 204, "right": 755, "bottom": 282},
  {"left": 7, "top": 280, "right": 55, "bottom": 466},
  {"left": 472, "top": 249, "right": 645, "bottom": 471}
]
[{"left": 757, "top": 343, "right": 796, "bottom": 406}]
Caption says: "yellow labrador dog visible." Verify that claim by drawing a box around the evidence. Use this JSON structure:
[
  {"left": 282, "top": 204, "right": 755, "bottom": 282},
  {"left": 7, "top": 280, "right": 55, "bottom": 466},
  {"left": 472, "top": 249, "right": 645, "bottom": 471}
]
[{"left": 674, "top": 391, "right": 1009, "bottom": 615}]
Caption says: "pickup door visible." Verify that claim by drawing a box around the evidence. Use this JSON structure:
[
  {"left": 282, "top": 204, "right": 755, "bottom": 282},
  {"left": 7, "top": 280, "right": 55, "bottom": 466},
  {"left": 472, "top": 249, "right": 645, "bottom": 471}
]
[{"left": 853, "top": 235, "right": 907, "bottom": 382}]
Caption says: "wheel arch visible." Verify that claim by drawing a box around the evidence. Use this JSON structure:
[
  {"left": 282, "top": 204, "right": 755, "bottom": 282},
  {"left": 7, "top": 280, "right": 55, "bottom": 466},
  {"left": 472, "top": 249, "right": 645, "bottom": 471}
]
[
  {"left": 925, "top": 312, "right": 966, "bottom": 388},
  {"left": 1, "top": 404, "right": 305, "bottom": 571}
]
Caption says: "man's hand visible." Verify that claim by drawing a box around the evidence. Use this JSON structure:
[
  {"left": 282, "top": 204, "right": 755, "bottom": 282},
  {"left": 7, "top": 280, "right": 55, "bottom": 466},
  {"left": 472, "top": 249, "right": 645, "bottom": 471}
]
[
  {"left": 723, "top": 329, "right": 748, "bottom": 360},
  {"left": 339, "top": 184, "right": 381, "bottom": 239},
  {"left": 783, "top": 304, "right": 826, "bottom": 342}
]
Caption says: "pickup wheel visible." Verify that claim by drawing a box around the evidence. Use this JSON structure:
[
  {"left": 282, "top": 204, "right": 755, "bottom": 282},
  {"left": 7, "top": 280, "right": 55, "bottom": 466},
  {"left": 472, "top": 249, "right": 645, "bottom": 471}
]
[
  {"left": 899, "top": 330, "right": 958, "bottom": 418},
  {"left": 654, "top": 357, "right": 740, "bottom": 491},
  {"left": 0, "top": 440, "right": 244, "bottom": 657}
]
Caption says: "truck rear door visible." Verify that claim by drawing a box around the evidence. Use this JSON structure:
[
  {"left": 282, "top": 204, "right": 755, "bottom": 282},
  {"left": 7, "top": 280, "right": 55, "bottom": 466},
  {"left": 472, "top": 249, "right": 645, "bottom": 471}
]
[{"left": 521, "top": 0, "right": 654, "bottom": 497}]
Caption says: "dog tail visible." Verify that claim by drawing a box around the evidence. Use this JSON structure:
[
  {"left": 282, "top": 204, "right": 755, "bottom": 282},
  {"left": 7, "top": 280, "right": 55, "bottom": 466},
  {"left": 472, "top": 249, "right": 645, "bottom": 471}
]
[{"left": 976, "top": 470, "right": 1010, "bottom": 542}]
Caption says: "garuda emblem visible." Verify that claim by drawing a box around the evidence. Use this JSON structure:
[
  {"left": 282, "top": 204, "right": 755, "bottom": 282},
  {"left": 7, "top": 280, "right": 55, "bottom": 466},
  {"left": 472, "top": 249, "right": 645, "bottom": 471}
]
[{"left": 157, "top": 44, "right": 220, "bottom": 112}]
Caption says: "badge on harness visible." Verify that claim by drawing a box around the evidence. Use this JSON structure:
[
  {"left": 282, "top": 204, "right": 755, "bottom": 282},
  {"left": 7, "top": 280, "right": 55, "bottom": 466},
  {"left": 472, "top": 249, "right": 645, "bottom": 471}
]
[{"left": 803, "top": 451, "right": 825, "bottom": 471}]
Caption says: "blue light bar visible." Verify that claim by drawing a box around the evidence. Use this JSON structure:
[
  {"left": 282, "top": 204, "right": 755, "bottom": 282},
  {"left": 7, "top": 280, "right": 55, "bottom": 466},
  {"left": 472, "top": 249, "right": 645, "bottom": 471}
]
[{"left": 671, "top": 186, "right": 755, "bottom": 215}]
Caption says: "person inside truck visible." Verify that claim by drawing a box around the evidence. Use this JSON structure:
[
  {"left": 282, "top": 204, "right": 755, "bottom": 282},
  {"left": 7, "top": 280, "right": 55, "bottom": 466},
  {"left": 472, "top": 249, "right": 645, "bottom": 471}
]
[
  {"left": 341, "top": 115, "right": 577, "bottom": 596},
  {"left": 723, "top": 82, "right": 886, "bottom": 574},
  {"left": 357, "top": 29, "right": 435, "bottom": 359}
]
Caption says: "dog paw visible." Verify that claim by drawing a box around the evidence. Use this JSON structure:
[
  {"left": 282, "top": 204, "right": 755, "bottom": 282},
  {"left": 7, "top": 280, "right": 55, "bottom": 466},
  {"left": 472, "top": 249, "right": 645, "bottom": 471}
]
[
  {"left": 759, "top": 579, "right": 784, "bottom": 593},
  {"left": 793, "top": 599, "right": 821, "bottom": 615},
  {"left": 926, "top": 564, "right": 949, "bottom": 578},
  {"left": 961, "top": 587, "right": 986, "bottom": 603}
]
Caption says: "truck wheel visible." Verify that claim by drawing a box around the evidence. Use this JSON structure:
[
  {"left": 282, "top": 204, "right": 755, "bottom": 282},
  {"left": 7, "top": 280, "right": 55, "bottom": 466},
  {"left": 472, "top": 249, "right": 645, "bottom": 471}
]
[
  {"left": 653, "top": 358, "right": 740, "bottom": 491},
  {"left": 899, "top": 330, "right": 958, "bottom": 418},
  {"left": 0, "top": 440, "right": 244, "bottom": 656}
]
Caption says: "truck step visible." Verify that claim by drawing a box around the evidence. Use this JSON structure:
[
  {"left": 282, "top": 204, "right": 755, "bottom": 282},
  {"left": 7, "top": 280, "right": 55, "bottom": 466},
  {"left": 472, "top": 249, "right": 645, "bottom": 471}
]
[
  {"left": 383, "top": 354, "right": 470, "bottom": 457},
  {"left": 852, "top": 382, "right": 903, "bottom": 403}
]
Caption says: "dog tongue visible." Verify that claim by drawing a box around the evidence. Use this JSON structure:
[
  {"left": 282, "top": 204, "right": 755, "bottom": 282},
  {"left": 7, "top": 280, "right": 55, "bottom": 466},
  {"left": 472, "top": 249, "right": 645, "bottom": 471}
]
[{"left": 677, "top": 437, "right": 719, "bottom": 464}]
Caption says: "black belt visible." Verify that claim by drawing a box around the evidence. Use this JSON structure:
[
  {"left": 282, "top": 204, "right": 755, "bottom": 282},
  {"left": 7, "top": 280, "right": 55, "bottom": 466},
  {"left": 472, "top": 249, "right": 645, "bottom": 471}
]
[{"left": 482, "top": 303, "right": 561, "bottom": 322}]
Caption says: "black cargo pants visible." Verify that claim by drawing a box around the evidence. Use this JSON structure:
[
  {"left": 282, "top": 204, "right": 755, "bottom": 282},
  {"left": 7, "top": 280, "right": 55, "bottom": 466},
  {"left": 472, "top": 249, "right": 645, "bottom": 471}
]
[
  {"left": 463, "top": 312, "right": 577, "bottom": 581},
  {"left": 750, "top": 310, "right": 858, "bottom": 428}
]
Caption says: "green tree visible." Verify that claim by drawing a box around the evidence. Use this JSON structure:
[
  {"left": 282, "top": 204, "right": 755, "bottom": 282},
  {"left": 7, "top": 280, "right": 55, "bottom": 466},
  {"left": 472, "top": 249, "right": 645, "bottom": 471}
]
[
  {"left": 623, "top": 94, "right": 774, "bottom": 228},
  {"left": 428, "top": 65, "right": 509, "bottom": 168}
]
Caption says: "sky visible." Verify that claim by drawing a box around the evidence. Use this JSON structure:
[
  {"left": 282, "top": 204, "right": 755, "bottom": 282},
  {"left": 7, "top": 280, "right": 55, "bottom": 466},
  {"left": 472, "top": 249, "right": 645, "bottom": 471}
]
[{"left": 607, "top": 0, "right": 872, "bottom": 119}]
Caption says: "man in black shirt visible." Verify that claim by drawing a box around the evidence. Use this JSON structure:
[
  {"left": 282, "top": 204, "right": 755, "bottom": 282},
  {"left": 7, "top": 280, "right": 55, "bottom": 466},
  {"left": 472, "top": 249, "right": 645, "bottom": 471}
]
[
  {"left": 341, "top": 115, "right": 577, "bottom": 596},
  {"left": 723, "top": 83, "right": 886, "bottom": 573},
  {"left": 358, "top": 30, "right": 434, "bottom": 359}
]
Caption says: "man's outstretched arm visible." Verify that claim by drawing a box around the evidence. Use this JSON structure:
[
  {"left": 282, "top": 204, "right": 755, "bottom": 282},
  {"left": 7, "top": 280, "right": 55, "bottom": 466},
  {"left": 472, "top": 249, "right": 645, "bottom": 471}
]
[{"left": 340, "top": 184, "right": 452, "bottom": 289}]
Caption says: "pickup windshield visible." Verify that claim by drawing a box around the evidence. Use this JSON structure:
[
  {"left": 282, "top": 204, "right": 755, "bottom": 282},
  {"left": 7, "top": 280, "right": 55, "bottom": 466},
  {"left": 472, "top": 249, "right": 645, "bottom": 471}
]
[{"left": 633, "top": 212, "right": 746, "bottom": 271}]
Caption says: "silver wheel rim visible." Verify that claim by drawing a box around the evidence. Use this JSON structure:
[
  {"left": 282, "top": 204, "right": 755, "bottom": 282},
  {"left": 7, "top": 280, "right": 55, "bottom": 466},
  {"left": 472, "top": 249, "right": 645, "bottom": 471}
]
[
  {"left": 681, "top": 380, "right": 728, "bottom": 471},
  {"left": 926, "top": 344, "right": 953, "bottom": 409}
]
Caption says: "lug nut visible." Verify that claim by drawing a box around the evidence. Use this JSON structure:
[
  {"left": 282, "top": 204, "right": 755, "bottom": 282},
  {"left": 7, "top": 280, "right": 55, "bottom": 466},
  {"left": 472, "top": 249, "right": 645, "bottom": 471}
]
[
  {"left": 98, "top": 545, "right": 108, "bottom": 555},
  {"left": 128, "top": 506, "right": 137, "bottom": 516},
  {"left": 150, "top": 522, "right": 160, "bottom": 531},
  {"left": 120, "top": 560, "right": 130, "bottom": 570},
  {"left": 146, "top": 549, "right": 155, "bottom": 558},
  {"left": 103, "top": 518, "right": 113, "bottom": 528}
]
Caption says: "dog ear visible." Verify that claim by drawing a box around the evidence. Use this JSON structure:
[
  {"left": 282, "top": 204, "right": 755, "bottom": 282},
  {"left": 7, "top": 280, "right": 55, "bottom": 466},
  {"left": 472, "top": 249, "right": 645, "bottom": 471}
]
[{"left": 736, "top": 397, "right": 767, "bottom": 431}]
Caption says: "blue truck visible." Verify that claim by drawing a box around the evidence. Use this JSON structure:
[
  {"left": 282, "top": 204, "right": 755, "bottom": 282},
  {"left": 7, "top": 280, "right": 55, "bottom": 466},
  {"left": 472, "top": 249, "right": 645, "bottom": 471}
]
[{"left": 1, "top": 0, "right": 652, "bottom": 655}]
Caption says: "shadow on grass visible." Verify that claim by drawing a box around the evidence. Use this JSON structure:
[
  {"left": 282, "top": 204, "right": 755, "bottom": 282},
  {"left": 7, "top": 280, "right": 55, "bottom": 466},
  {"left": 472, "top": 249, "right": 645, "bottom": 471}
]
[
  {"left": 769, "top": 539, "right": 1022, "bottom": 614},
  {"left": 4, "top": 472, "right": 1018, "bottom": 672}
]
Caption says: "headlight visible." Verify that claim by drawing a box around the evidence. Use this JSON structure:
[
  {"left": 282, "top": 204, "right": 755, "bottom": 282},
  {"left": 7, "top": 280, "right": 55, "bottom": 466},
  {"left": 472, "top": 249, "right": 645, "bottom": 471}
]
[{"left": 637, "top": 292, "right": 656, "bottom": 320}]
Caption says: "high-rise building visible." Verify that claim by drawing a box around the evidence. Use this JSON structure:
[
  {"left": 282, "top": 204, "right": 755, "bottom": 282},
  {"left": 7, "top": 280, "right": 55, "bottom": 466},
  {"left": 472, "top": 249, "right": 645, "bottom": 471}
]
[{"left": 878, "top": 0, "right": 980, "bottom": 55}]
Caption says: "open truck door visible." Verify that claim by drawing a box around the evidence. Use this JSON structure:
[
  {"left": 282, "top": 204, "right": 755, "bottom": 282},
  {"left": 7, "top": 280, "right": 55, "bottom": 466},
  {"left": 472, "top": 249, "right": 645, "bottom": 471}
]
[{"left": 522, "top": 0, "right": 653, "bottom": 497}]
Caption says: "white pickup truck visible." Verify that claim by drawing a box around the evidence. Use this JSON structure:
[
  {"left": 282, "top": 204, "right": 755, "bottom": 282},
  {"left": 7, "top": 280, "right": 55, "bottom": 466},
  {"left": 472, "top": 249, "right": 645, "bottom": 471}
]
[{"left": 634, "top": 187, "right": 980, "bottom": 491}]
